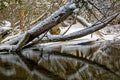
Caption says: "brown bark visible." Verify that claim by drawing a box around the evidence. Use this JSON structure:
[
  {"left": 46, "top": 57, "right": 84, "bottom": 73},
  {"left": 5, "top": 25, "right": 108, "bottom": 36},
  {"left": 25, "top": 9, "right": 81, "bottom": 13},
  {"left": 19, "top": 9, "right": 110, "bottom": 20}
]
[
  {"left": 49, "top": 25, "right": 61, "bottom": 35},
  {"left": 19, "top": 9, "right": 25, "bottom": 32}
]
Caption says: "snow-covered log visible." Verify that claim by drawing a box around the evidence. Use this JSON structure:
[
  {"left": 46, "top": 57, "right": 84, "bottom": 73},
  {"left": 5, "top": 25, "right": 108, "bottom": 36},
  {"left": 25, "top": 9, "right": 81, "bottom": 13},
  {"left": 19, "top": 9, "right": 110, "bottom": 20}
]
[
  {"left": 76, "top": 16, "right": 103, "bottom": 37},
  {"left": 0, "top": 27, "right": 11, "bottom": 42},
  {"left": 1, "top": 1, "right": 120, "bottom": 51},
  {"left": 23, "top": 13, "right": 119, "bottom": 48},
  {"left": 38, "top": 13, "right": 119, "bottom": 43},
  {"left": 5, "top": 1, "right": 79, "bottom": 45}
]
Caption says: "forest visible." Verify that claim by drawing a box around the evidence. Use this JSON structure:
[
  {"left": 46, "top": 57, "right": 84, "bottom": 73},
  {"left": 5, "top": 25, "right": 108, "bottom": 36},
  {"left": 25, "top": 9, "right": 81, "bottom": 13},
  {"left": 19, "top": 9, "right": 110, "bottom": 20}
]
[{"left": 0, "top": 0, "right": 120, "bottom": 80}]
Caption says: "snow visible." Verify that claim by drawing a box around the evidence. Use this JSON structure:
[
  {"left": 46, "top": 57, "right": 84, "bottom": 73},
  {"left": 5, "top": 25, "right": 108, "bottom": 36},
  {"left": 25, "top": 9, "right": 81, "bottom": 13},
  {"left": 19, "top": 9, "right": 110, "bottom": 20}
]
[
  {"left": 0, "top": 27, "right": 11, "bottom": 31},
  {"left": 73, "top": 8, "right": 79, "bottom": 14},
  {"left": 60, "top": 23, "right": 84, "bottom": 35},
  {"left": 0, "top": 21, "right": 11, "bottom": 27},
  {"left": 79, "top": 2, "right": 83, "bottom": 8},
  {"left": 87, "top": 3, "right": 93, "bottom": 10},
  {"left": 63, "top": 23, "right": 119, "bottom": 41},
  {"left": 69, "top": 3, "right": 76, "bottom": 9},
  {"left": 0, "top": 21, "right": 11, "bottom": 33},
  {"left": 77, "top": 16, "right": 92, "bottom": 27},
  {"left": 43, "top": 21, "right": 120, "bottom": 46},
  {"left": 103, "top": 34, "right": 116, "bottom": 40},
  {"left": 1, "top": 31, "right": 21, "bottom": 43},
  {"left": 1, "top": 7, "right": 119, "bottom": 47},
  {"left": 84, "top": 0, "right": 87, "bottom": 2},
  {"left": 41, "top": 23, "right": 100, "bottom": 46}
]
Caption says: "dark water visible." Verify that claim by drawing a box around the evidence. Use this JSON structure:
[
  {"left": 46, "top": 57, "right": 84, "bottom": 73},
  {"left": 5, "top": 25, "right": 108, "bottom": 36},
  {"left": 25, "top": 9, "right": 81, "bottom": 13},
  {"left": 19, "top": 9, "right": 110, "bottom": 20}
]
[{"left": 0, "top": 41, "right": 120, "bottom": 80}]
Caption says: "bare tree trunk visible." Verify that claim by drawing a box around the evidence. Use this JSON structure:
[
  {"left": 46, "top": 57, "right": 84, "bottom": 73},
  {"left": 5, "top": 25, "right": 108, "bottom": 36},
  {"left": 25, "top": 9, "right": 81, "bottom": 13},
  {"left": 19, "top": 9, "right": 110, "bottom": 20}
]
[
  {"left": 19, "top": 0, "right": 26, "bottom": 32},
  {"left": 6, "top": 1, "right": 75, "bottom": 45},
  {"left": 19, "top": 8, "right": 25, "bottom": 32}
]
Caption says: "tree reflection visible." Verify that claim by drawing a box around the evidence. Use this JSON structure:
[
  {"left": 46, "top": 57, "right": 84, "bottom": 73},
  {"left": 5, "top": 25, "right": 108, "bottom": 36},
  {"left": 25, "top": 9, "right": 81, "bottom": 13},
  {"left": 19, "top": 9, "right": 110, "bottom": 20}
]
[{"left": 0, "top": 40, "right": 120, "bottom": 80}]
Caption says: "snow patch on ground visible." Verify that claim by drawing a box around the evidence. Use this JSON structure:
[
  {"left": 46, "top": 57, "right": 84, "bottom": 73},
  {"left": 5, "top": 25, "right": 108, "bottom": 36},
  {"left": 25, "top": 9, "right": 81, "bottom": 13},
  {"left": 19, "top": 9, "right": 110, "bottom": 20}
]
[
  {"left": 60, "top": 23, "right": 84, "bottom": 35},
  {"left": 60, "top": 23, "right": 120, "bottom": 40},
  {"left": 0, "top": 21, "right": 11, "bottom": 33},
  {"left": 60, "top": 23, "right": 101, "bottom": 40},
  {"left": 0, "top": 21, "right": 11, "bottom": 27}
]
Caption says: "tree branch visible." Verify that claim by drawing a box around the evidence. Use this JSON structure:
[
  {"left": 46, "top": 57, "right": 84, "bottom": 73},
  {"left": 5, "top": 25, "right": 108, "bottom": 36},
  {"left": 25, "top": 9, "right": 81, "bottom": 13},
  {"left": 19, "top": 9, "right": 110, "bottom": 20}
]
[
  {"left": 24, "top": 13, "right": 119, "bottom": 48},
  {"left": 42, "top": 13, "right": 120, "bottom": 42},
  {"left": 5, "top": 1, "right": 77, "bottom": 45}
]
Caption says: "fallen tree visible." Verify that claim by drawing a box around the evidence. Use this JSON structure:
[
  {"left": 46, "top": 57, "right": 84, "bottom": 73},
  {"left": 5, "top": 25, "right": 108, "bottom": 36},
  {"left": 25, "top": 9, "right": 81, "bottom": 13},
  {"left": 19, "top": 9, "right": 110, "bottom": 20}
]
[{"left": 0, "top": 0, "right": 120, "bottom": 51}]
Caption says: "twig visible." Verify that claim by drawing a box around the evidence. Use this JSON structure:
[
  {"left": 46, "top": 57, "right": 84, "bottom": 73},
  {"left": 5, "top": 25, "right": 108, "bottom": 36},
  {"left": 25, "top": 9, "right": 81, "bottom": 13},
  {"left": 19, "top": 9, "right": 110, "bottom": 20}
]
[
  {"left": 62, "top": 14, "right": 77, "bottom": 35},
  {"left": 88, "top": 0, "right": 106, "bottom": 17},
  {"left": 23, "top": 31, "right": 49, "bottom": 48}
]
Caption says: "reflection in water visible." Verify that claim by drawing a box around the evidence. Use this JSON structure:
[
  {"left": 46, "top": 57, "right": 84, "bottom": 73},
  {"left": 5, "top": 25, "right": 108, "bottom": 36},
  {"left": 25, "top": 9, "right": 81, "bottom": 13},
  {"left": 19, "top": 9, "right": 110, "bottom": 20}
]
[{"left": 0, "top": 40, "right": 120, "bottom": 80}]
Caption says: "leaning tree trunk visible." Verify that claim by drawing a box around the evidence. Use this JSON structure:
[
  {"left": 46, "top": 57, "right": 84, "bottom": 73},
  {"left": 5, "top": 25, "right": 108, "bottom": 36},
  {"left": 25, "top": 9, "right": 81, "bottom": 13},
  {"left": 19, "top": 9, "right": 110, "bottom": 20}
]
[{"left": 5, "top": 1, "right": 75, "bottom": 45}]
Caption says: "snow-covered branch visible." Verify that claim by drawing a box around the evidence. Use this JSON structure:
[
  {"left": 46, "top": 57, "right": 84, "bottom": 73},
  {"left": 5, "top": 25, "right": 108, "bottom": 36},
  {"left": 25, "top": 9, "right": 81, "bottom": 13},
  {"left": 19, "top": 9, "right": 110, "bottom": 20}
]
[
  {"left": 76, "top": 16, "right": 103, "bottom": 37},
  {"left": 42, "top": 13, "right": 120, "bottom": 42},
  {"left": 76, "top": 16, "right": 92, "bottom": 27},
  {"left": 0, "top": 27, "right": 11, "bottom": 42},
  {"left": 5, "top": 1, "right": 82, "bottom": 45},
  {"left": 1, "top": 1, "right": 119, "bottom": 51}
]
